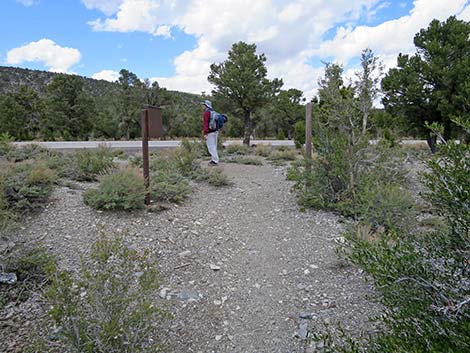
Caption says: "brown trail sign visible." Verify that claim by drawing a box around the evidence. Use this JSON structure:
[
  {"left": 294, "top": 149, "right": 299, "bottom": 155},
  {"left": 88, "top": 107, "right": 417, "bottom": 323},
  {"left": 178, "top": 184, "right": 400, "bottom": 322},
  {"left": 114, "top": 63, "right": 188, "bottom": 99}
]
[{"left": 142, "top": 105, "right": 164, "bottom": 205}]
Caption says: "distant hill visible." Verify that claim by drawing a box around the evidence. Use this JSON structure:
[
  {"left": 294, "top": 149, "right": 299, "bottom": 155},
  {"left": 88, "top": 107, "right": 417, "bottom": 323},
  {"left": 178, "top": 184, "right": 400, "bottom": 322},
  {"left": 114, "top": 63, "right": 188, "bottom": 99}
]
[
  {"left": 0, "top": 66, "right": 202, "bottom": 104},
  {"left": 0, "top": 66, "right": 118, "bottom": 97}
]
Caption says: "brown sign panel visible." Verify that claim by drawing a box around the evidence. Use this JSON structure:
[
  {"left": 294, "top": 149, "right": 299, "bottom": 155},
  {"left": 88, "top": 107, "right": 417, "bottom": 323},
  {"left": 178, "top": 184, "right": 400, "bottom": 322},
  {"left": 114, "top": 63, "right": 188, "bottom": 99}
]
[{"left": 142, "top": 106, "right": 164, "bottom": 138}]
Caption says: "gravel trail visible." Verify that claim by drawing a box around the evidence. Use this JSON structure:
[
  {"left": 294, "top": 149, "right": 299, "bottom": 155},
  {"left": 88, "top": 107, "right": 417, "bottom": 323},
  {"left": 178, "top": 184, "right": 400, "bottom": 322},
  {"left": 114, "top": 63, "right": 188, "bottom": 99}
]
[{"left": 4, "top": 161, "right": 380, "bottom": 352}]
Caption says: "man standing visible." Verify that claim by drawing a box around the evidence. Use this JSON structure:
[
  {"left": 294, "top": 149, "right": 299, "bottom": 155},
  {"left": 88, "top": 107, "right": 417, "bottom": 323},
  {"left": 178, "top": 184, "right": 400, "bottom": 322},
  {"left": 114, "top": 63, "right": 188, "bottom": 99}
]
[{"left": 201, "top": 100, "right": 219, "bottom": 165}]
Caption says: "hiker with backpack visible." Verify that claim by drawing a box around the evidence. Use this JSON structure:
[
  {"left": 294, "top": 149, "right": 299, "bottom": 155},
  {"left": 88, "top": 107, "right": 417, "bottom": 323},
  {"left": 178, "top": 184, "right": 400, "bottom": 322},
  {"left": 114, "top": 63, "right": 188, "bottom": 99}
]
[{"left": 201, "top": 100, "right": 227, "bottom": 166}]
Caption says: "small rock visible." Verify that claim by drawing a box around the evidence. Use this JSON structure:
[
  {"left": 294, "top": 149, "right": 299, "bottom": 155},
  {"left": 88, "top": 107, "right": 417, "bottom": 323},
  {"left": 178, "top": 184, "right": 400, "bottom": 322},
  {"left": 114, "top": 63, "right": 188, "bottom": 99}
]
[
  {"left": 159, "top": 287, "right": 170, "bottom": 299},
  {"left": 0, "top": 242, "right": 15, "bottom": 253},
  {"left": 299, "top": 312, "right": 314, "bottom": 320},
  {"left": 179, "top": 250, "right": 191, "bottom": 258},
  {"left": 296, "top": 321, "right": 309, "bottom": 339},
  {"left": 209, "top": 264, "right": 221, "bottom": 271},
  {"left": 214, "top": 300, "right": 222, "bottom": 306},
  {"left": 304, "top": 269, "right": 310, "bottom": 275},
  {"left": 215, "top": 335, "right": 223, "bottom": 341},
  {"left": 179, "top": 288, "right": 201, "bottom": 302},
  {"left": 306, "top": 346, "right": 315, "bottom": 353},
  {"left": 334, "top": 236, "right": 346, "bottom": 244},
  {"left": 0, "top": 273, "right": 17, "bottom": 284}
]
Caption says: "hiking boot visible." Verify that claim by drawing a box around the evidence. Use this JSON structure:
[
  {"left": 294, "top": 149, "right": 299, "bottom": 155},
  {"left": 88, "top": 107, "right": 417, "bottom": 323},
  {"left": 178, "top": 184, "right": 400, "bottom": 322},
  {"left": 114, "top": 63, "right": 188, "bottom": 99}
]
[{"left": 208, "top": 161, "right": 218, "bottom": 166}]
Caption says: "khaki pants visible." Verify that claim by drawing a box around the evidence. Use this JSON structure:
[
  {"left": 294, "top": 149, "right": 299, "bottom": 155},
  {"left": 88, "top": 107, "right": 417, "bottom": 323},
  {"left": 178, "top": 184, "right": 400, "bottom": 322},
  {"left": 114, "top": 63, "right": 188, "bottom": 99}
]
[{"left": 206, "top": 131, "right": 219, "bottom": 163}]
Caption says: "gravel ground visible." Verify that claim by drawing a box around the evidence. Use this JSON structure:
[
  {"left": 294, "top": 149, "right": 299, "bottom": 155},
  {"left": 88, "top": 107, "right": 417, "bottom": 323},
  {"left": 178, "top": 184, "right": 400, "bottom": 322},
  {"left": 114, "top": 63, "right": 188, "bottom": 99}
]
[{"left": 1, "top": 160, "right": 381, "bottom": 353}]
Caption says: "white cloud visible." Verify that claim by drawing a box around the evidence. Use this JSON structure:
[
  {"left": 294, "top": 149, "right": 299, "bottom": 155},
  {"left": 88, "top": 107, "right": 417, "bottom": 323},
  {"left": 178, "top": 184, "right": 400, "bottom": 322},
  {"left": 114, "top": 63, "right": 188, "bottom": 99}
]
[
  {"left": 81, "top": 0, "right": 124, "bottom": 16},
  {"left": 16, "top": 0, "right": 37, "bottom": 6},
  {"left": 92, "top": 69, "right": 120, "bottom": 82},
  {"left": 155, "top": 24, "right": 171, "bottom": 38},
  {"left": 84, "top": 0, "right": 469, "bottom": 97},
  {"left": 6, "top": 39, "right": 81, "bottom": 73},
  {"left": 88, "top": 0, "right": 180, "bottom": 37},
  {"left": 278, "top": 2, "right": 303, "bottom": 23},
  {"left": 248, "top": 26, "right": 279, "bottom": 43},
  {"left": 151, "top": 0, "right": 382, "bottom": 94},
  {"left": 151, "top": 38, "right": 219, "bottom": 94},
  {"left": 315, "top": 0, "right": 469, "bottom": 64}
]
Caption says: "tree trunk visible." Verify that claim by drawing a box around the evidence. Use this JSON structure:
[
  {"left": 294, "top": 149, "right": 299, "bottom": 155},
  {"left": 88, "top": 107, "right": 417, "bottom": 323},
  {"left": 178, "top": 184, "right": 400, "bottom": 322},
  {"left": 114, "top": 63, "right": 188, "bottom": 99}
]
[
  {"left": 287, "top": 123, "right": 294, "bottom": 140},
  {"left": 362, "top": 111, "right": 368, "bottom": 135},
  {"left": 348, "top": 138, "right": 355, "bottom": 196},
  {"left": 126, "top": 123, "right": 130, "bottom": 140},
  {"left": 426, "top": 131, "right": 437, "bottom": 154},
  {"left": 444, "top": 118, "right": 452, "bottom": 141},
  {"left": 243, "top": 111, "right": 252, "bottom": 146}
]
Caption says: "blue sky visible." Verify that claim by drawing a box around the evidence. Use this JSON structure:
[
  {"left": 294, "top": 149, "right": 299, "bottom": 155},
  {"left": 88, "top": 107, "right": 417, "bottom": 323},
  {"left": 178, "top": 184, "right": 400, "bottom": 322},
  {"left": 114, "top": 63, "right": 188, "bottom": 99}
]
[{"left": 1, "top": 0, "right": 469, "bottom": 97}]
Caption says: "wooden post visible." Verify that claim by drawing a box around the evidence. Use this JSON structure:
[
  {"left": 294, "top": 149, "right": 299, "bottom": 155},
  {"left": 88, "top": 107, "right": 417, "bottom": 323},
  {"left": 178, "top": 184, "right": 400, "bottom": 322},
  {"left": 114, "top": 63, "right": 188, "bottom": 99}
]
[
  {"left": 142, "top": 109, "right": 150, "bottom": 205},
  {"left": 305, "top": 102, "right": 312, "bottom": 161}
]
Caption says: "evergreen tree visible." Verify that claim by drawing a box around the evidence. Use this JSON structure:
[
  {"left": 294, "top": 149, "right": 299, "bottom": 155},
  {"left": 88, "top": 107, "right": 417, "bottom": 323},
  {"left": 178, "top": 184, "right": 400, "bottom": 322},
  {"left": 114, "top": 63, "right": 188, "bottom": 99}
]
[
  {"left": 382, "top": 16, "right": 470, "bottom": 151},
  {"left": 355, "top": 48, "right": 383, "bottom": 135},
  {"left": 208, "top": 42, "right": 282, "bottom": 145},
  {"left": 270, "top": 89, "right": 305, "bottom": 139},
  {"left": 116, "top": 69, "right": 144, "bottom": 140},
  {"left": 0, "top": 85, "right": 42, "bottom": 140},
  {"left": 43, "top": 74, "right": 95, "bottom": 140}
]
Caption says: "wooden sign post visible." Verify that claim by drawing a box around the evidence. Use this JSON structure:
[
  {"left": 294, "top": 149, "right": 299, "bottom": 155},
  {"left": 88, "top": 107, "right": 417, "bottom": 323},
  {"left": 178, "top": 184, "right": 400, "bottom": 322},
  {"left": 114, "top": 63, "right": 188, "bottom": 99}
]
[
  {"left": 305, "top": 102, "right": 312, "bottom": 163},
  {"left": 142, "top": 105, "right": 163, "bottom": 205}
]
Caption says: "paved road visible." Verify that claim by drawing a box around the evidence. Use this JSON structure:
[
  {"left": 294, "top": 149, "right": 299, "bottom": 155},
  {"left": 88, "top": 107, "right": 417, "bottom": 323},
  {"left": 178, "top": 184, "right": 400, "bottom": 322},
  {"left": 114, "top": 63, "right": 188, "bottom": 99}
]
[
  {"left": 13, "top": 139, "right": 429, "bottom": 152},
  {"left": 12, "top": 140, "right": 296, "bottom": 152}
]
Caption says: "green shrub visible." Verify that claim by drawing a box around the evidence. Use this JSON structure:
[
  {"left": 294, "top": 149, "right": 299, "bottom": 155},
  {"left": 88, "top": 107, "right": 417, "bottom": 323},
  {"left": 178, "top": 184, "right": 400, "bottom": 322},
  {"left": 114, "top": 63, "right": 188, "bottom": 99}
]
[
  {"left": 268, "top": 148, "right": 297, "bottom": 161},
  {"left": 288, "top": 158, "right": 344, "bottom": 210},
  {"left": 293, "top": 121, "right": 306, "bottom": 149},
  {"left": 47, "top": 233, "right": 166, "bottom": 353},
  {"left": 355, "top": 180, "right": 417, "bottom": 232},
  {"left": 173, "top": 147, "right": 203, "bottom": 179},
  {"left": 1, "top": 247, "right": 56, "bottom": 310},
  {"left": 227, "top": 156, "right": 263, "bottom": 165},
  {"left": 204, "top": 168, "right": 231, "bottom": 187},
  {"left": 3, "top": 162, "right": 57, "bottom": 210},
  {"left": 149, "top": 149, "right": 200, "bottom": 180},
  {"left": 128, "top": 154, "right": 143, "bottom": 168},
  {"left": 276, "top": 129, "right": 286, "bottom": 140},
  {"left": 5, "top": 144, "right": 49, "bottom": 162},
  {"left": 42, "top": 152, "right": 75, "bottom": 178},
  {"left": 83, "top": 168, "right": 145, "bottom": 210},
  {"left": 254, "top": 144, "right": 271, "bottom": 157},
  {"left": 150, "top": 170, "right": 191, "bottom": 203},
  {"left": 181, "top": 138, "right": 208, "bottom": 158},
  {"left": 0, "top": 132, "right": 15, "bottom": 156},
  {"left": 419, "top": 216, "right": 446, "bottom": 231},
  {"left": 0, "top": 164, "right": 17, "bottom": 238},
  {"left": 225, "top": 144, "right": 250, "bottom": 155},
  {"left": 0, "top": 209, "right": 17, "bottom": 239},
  {"left": 423, "top": 141, "right": 469, "bottom": 244},
  {"left": 289, "top": 139, "right": 409, "bottom": 217},
  {"left": 72, "top": 147, "right": 115, "bottom": 181},
  {"left": 341, "top": 141, "right": 470, "bottom": 352},
  {"left": 149, "top": 153, "right": 175, "bottom": 173},
  {"left": 180, "top": 138, "right": 211, "bottom": 158}
]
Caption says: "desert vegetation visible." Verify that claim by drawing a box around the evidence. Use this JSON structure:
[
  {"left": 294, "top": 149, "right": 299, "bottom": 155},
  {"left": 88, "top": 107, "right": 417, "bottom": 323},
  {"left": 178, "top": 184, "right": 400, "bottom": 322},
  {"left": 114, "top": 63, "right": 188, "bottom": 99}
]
[{"left": 0, "top": 15, "right": 469, "bottom": 353}]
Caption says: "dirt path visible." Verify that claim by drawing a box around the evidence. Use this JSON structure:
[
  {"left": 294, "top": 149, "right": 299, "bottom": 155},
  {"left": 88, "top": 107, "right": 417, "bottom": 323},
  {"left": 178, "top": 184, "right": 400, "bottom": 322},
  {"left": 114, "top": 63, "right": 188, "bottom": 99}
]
[{"left": 11, "top": 161, "right": 379, "bottom": 352}]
